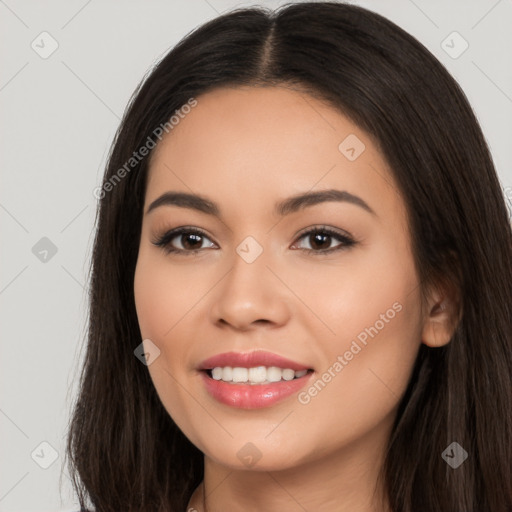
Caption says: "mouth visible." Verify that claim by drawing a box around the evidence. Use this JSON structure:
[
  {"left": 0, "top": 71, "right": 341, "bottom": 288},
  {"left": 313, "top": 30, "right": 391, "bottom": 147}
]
[{"left": 198, "top": 351, "right": 315, "bottom": 409}]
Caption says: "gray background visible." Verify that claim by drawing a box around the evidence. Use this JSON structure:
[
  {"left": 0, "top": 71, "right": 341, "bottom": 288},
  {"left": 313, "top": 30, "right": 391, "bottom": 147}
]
[{"left": 1, "top": 0, "right": 511, "bottom": 510}]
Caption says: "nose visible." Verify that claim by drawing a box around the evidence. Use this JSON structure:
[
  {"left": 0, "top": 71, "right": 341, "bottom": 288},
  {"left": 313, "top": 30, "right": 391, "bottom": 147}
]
[{"left": 209, "top": 246, "right": 291, "bottom": 332}]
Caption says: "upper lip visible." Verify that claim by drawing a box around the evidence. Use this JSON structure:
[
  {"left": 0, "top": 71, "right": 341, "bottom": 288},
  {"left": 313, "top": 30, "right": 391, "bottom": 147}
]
[{"left": 198, "top": 350, "right": 312, "bottom": 371}]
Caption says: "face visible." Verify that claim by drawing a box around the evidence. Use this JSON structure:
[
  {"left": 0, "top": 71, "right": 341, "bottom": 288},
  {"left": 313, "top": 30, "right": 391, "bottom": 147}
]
[{"left": 134, "top": 85, "right": 427, "bottom": 472}]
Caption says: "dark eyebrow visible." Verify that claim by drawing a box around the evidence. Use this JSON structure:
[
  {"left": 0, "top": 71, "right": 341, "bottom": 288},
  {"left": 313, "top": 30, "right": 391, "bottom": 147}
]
[
  {"left": 146, "top": 192, "right": 220, "bottom": 216},
  {"left": 146, "top": 189, "right": 375, "bottom": 217},
  {"left": 275, "top": 189, "right": 375, "bottom": 216}
]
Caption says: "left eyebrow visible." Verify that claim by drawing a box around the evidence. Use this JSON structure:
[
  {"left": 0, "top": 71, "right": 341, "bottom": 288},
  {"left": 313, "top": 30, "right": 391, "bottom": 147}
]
[
  {"left": 145, "top": 188, "right": 376, "bottom": 217},
  {"left": 274, "top": 189, "right": 376, "bottom": 217}
]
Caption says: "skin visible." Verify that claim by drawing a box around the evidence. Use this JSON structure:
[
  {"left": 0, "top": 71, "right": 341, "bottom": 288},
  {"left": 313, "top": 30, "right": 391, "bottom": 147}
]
[{"left": 133, "top": 86, "right": 459, "bottom": 512}]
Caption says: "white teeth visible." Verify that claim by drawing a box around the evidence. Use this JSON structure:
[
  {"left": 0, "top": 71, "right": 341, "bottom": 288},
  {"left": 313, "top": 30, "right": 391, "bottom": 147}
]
[
  {"left": 211, "top": 367, "right": 223, "bottom": 380},
  {"left": 232, "top": 367, "right": 248, "bottom": 383},
  {"left": 209, "top": 366, "right": 309, "bottom": 384},
  {"left": 282, "top": 369, "right": 295, "bottom": 381},
  {"left": 248, "top": 366, "right": 267, "bottom": 383},
  {"left": 267, "top": 366, "right": 283, "bottom": 382},
  {"left": 221, "top": 367, "right": 233, "bottom": 382}
]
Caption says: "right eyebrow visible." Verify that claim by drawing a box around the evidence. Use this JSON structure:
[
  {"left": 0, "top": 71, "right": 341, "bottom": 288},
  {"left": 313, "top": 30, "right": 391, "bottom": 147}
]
[{"left": 146, "top": 192, "right": 220, "bottom": 216}]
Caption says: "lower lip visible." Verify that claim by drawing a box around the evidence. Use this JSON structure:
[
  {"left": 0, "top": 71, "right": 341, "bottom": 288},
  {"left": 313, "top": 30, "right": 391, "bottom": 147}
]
[{"left": 200, "top": 371, "right": 313, "bottom": 409}]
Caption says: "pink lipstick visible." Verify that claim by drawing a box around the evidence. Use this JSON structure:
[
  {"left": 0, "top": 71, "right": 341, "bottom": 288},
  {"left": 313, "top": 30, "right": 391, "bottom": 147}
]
[{"left": 198, "top": 351, "right": 314, "bottom": 409}]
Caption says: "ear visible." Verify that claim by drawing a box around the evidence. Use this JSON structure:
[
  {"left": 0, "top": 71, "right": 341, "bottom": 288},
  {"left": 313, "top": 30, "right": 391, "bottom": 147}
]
[{"left": 421, "top": 277, "right": 462, "bottom": 348}]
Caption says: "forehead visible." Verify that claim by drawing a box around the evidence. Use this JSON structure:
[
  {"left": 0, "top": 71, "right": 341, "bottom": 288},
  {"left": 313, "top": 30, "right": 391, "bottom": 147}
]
[{"left": 145, "top": 86, "right": 401, "bottom": 220}]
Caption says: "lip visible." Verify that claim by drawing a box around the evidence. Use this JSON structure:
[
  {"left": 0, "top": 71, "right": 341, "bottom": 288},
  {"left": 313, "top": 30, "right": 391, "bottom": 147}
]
[
  {"left": 198, "top": 350, "right": 314, "bottom": 409},
  {"left": 198, "top": 350, "right": 311, "bottom": 372}
]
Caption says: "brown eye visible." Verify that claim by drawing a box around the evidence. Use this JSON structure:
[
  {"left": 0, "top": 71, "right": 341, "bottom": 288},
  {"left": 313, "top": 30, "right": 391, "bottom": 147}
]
[
  {"left": 293, "top": 227, "right": 356, "bottom": 255},
  {"left": 178, "top": 233, "right": 204, "bottom": 250},
  {"left": 307, "top": 232, "right": 334, "bottom": 251},
  {"left": 152, "top": 227, "right": 216, "bottom": 255}
]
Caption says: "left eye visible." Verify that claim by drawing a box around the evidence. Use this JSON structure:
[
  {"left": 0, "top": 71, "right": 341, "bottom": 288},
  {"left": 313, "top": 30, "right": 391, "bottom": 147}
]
[{"left": 292, "top": 227, "right": 355, "bottom": 254}]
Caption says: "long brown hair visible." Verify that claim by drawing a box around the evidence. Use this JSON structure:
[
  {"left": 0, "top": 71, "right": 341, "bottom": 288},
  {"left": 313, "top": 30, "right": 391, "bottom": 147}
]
[{"left": 65, "top": 2, "right": 512, "bottom": 510}]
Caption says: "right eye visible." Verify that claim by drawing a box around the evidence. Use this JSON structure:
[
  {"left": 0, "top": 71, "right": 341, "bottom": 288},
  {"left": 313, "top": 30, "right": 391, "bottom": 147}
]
[{"left": 152, "top": 227, "right": 217, "bottom": 255}]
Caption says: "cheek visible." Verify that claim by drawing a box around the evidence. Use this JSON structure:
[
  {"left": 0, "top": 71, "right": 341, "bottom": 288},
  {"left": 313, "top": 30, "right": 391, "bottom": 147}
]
[
  {"left": 133, "top": 253, "right": 205, "bottom": 439},
  {"left": 287, "top": 238, "right": 423, "bottom": 425},
  {"left": 134, "top": 257, "right": 173, "bottom": 339},
  {"left": 295, "top": 276, "right": 422, "bottom": 445},
  {"left": 282, "top": 229, "right": 419, "bottom": 350},
  {"left": 287, "top": 300, "right": 422, "bottom": 467},
  {"left": 134, "top": 248, "right": 209, "bottom": 340},
  {"left": 133, "top": 253, "right": 191, "bottom": 401}
]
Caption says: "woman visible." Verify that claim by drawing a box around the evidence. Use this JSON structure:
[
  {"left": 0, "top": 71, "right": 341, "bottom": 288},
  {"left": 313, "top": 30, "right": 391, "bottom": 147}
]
[{"left": 66, "top": 2, "right": 512, "bottom": 511}]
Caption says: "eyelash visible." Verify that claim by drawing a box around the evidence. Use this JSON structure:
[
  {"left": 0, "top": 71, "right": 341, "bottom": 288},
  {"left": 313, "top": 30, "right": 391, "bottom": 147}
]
[{"left": 152, "top": 225, "right": 356, "bottom": 256}]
